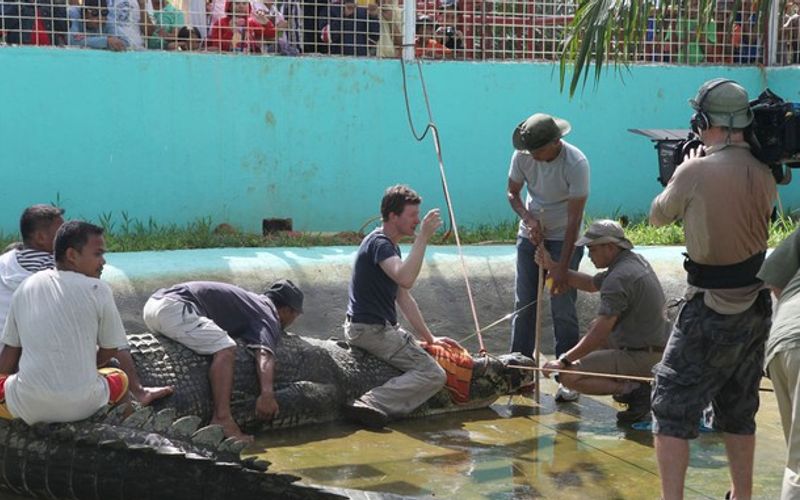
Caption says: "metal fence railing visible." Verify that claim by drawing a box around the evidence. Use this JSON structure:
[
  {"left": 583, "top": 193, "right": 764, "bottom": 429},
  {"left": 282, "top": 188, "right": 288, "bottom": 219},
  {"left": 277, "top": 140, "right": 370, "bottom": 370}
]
[{"left": 0, "top": 0, "right": 797, "bottom": 65}]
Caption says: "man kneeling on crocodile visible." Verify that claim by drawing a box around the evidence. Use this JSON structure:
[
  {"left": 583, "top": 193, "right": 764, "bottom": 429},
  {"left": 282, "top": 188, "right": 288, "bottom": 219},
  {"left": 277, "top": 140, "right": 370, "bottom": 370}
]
[
  {"left": 538, "top": 220, "right": 669, "bottom": 423},
  {"left": 144, "top": 279, "right": 303, "bottom": 442}
]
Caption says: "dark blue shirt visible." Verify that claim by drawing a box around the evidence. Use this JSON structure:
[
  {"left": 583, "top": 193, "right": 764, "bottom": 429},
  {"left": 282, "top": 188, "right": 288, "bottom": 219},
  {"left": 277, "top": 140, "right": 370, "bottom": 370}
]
[
  {"left": 153, "top": 281, "right": 282, "bottom": 356},
  {"left": 347, "top": 229, "right": 400, "bottom": 325},
  {"left": 323, "top": 5, "right": 379, "bottom": 56}
]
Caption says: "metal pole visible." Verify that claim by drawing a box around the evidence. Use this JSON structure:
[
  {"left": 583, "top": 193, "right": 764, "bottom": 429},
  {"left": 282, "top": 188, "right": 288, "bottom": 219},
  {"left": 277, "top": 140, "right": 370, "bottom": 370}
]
[
  {"left": 767, "top": 0, "right": 780, "bottom": 66},
  {"left": 402, "top": 0, "right": 417, "bottom": 61}
]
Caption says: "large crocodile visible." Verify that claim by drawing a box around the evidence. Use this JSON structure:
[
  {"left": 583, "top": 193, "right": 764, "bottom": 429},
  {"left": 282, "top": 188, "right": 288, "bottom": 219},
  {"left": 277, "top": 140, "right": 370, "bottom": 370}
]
[
  {"left": 132, "top": 331, "right": 537, "bottom": 431},
  {"left": 0, "top": 332, "right": 534, "bottom": 499},
  {"left": 0, "top": 404, "right": 344, "bottom": 500}
]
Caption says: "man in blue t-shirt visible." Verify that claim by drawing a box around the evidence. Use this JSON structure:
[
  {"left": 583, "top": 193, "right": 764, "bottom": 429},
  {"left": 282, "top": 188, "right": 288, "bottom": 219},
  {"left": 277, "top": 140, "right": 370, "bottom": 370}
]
[
  {"left": 344, "top": 184, "right": 461, "bottom": 429},
  {"left": 143, "top": 279, "right": 304, "bottom": 442}
]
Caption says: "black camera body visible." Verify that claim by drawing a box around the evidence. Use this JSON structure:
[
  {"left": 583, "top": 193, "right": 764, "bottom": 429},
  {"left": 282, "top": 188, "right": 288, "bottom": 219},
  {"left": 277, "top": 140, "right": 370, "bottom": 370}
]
[
  {"left": 749, "top": 89, "right": 800, "bottom": 166},
  {"left": 632, "top": 89, "right": 800, "bottom": 187}
]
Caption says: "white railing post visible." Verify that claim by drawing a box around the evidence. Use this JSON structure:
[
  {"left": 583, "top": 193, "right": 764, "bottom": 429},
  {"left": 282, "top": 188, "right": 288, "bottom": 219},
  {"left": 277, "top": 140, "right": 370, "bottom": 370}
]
[
  {"left": 402, "top": 0, "right": 417, "bottom": 61},
  {"left": 768, "top": 0, "right": 780, "bottom": 65}
]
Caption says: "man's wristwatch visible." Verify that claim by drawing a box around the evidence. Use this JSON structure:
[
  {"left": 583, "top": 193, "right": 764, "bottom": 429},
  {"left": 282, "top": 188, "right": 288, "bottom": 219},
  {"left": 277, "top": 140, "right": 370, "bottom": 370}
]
[{"left": 558, "top": 353, "right": 572, "bottom": 368}]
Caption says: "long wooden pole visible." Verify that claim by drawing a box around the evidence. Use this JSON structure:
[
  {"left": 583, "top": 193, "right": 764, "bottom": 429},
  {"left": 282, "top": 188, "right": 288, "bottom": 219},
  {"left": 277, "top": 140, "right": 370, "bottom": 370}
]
[
  {"left": 533, "top": 212, "right": 545, "bottom": 404},
  {"left": 509, "top": 364, "right": 654, "bottom": 383},
  {"left": 505, "top": 363, "right": 775, "bottom": 392},
  {"left": 533, "top": 264, "right": 544, "bottom": 403}
]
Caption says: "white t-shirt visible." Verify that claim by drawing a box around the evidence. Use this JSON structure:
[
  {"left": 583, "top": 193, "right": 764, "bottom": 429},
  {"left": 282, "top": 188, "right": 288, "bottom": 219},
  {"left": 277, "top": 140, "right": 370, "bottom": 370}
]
[
  {"left": 108, "top": 0, "right": 144, "bottom": 49},
  {"left": 508, "top": 140, "right": 590, "bottom": 240},
  {"left": 1, "top": 270, "right": 129, "bottom": 424},
  {"left": 0, "top": 249, "right": 31, "bottom": 331},
  {"left": 0, "top": 248, "right": 55, "bottom": 330}
]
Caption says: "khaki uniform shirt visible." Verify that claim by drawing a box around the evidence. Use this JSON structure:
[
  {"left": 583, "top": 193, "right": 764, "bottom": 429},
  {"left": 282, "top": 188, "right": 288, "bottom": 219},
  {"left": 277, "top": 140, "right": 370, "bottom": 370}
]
[
  {"left": 592, "top": 249, "right": 669, "bottom": 349},
  {"left": 650, "top": 142, "right": 776, "bottom": 314},
  {"left": 757, "top": 227, "right": 800, "bottom": 368}
]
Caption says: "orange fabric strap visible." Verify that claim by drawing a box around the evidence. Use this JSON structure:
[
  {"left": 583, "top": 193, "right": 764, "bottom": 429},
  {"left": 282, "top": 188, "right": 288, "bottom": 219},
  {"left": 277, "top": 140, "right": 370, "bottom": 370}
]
[{"left": 422, "top": 343, "right": 474, "bottom": 404}]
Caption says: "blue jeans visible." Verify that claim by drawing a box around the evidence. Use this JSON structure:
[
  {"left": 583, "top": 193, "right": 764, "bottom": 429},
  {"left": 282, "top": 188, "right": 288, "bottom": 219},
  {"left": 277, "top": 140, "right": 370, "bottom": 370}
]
[{"left": 510, "top": 237, "right": 584, "bottom": 358}]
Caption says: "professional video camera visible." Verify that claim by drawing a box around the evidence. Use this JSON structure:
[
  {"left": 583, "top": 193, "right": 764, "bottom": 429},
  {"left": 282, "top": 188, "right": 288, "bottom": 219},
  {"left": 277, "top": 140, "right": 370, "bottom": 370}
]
[{"left": 631, "top": 89, "right": 800, "bottom": 187}]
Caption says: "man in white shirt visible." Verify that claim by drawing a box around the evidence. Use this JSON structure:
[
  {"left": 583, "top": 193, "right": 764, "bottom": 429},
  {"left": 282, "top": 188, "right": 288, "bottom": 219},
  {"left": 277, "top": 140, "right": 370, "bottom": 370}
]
[
  {"left": 506, "top": 113, "right": 590, "bottom": 402},
  {"left": 0, "top": 221, "right": 169, "bottom": 424},
  {"left": 0, "top": 208, "right": 171, "bottom": 407},
  {"left": 0, "top": 204, "right": 64, "bottom": 329}
]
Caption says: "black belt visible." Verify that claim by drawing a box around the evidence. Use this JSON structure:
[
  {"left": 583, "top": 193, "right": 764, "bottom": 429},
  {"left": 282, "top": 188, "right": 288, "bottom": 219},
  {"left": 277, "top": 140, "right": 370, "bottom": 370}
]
[
  {"left": 683, "top": 251, "right": 765, "bottom": 289},
  {"left": 345, "top": 314, "right": 397, "bottom": 327},
  {"left": 620, "top": 345, "right": 664, "bottom": 353}
]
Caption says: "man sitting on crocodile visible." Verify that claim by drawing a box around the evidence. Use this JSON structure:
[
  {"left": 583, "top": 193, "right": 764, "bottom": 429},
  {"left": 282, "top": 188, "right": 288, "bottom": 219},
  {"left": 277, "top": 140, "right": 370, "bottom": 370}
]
[
  {"left": 143, "top": 278, "right": 304, "bottom": 442},
  {"left": 0, "top": 220, "right": 173, "bottom": 424}
]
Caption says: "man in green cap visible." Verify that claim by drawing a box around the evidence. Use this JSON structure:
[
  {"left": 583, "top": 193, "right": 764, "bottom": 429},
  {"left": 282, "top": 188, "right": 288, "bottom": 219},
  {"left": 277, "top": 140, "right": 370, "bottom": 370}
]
[
  {"left": 537, "top": 220, "right": 668, "bottom": 425},
  {"left": 649, "top": 78, "right": 777, "bottom": 500},
  {"left": 506, "top": 112, "right": 590, "bottom": 403}
]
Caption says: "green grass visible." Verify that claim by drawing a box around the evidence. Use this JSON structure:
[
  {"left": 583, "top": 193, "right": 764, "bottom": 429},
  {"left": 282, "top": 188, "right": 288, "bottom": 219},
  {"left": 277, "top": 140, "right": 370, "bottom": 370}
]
[
  {"left": 0, "top": 212, "right": 797, "bottom": 252},
  {"left": 621, "top": 218, "right": 687, "bottom": 246}
]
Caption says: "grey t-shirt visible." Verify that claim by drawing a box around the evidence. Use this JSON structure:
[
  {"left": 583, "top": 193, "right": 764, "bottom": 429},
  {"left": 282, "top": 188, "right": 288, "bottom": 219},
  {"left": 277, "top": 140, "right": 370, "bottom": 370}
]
[
  {"left": 591, "top": 250, "right": 669, "bottom": 349},
  {"left": 757, "top": 227, "right": 800, "bottom": 368},
  {"left": 508, "top": 140, "right": 590, "bottom": 240}
]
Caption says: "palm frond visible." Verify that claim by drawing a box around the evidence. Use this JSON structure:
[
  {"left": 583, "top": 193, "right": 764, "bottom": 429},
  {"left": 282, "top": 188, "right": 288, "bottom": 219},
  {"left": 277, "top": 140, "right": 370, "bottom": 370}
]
[{"left": 558, "top": 0, "right": 776, "bottom": 97}]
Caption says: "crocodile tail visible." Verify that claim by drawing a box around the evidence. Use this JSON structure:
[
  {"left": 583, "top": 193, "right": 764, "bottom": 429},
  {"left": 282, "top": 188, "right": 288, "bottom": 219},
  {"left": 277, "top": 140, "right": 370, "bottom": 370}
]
[{"left": 0, "top": 408, "right": 343, "bottom": 500}]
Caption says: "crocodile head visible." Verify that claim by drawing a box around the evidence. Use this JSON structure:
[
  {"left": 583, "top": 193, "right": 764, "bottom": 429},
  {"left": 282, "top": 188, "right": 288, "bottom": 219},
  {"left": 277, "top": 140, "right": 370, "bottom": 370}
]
[{"left": 470, "top": 352, "right": 536, "bottom": 399}]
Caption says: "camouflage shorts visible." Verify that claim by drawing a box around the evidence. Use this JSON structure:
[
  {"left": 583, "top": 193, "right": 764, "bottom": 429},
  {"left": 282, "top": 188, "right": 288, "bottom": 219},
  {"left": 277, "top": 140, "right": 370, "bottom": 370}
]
[{"left": 651, "top": 290, "right": 771, "bottom": 439}]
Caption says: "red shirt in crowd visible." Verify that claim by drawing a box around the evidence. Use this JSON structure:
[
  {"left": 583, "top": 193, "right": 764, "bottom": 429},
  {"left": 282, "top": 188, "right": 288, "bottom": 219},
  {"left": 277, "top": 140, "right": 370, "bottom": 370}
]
[
  {"left": 207, "top": 16, "right": 276, "bottom": 52},
  {"left": 32, "top": 7, "right": 52, "bottom": 45}
]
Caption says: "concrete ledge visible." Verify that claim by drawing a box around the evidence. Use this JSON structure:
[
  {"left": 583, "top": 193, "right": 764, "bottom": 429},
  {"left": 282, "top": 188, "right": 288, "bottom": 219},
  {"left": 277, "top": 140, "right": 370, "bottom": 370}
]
[{"left": 104, "top": 245, "right": 692, "bottom": 356}]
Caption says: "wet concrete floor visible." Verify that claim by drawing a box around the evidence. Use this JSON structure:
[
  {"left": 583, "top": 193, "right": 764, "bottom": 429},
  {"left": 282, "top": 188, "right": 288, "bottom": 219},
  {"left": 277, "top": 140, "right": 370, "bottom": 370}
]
[{"left": 253, "top": 375, "right": 784, "bottom": 499}]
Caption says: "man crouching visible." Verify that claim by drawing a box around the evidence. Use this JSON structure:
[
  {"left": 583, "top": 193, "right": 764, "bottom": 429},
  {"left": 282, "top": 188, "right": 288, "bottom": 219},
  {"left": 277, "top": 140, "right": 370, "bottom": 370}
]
[{"left": 538, "top": 220, "right": 668, "bottom": 423}]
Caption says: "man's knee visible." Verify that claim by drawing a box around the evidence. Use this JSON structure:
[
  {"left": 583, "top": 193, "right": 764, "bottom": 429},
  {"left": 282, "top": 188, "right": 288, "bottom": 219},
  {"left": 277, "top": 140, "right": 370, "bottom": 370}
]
[
  {"left": 142, "top": 298, "right": 163, "bottom": 327},
  {"left": 651, "top": 380, "right": 704, "bottom": 439},
  {"left": 559, "top": 373, "right": 580, "bottom": 390},
  {"left": 99, "top": 367, "right": 130, "bottom": 404},
  {"left": 212, "top": 346, "right": 236, "bottom": 363},
  {"left": 421, "top": 360, "right": 447, "bottom": 390}
]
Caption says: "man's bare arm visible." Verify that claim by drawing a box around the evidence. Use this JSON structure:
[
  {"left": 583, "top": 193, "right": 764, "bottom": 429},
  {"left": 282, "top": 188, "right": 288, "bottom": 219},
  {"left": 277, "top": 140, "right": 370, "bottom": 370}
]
[
  {"left": 96, "top": 347, "right": 118, "bottom": 368},
  {"left": 563, "top": 314, "right": 616, "bottom": 362},
  {"left": 549, "top": 196, "right": 587, "bottom": 292},
  {"left": 0, "top": 345, "right": 21, "bottom": 374},
  {"left": 535, "top": 246, "right": 597, "bottom": 292},
  {"left": 396, "top": 287, "right": 435, "bottom": 343},
  {"left": 396, "top": 288, "right": 463, "bottom": 349},
  {"left": 507, "top": 178, "right": 541, "bottom": 242},
  {"left": 254, "top": 349, "right": 279, "bottom": 420},
  {"left": 379, "top": 209, "right": 442, "bottom": 289}
]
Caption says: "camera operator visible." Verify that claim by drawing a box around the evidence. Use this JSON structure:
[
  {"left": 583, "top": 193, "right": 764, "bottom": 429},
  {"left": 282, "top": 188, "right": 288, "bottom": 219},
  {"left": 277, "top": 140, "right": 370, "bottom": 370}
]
[{"left": 649, "top": 78, "right": 777, "bottom": 500}]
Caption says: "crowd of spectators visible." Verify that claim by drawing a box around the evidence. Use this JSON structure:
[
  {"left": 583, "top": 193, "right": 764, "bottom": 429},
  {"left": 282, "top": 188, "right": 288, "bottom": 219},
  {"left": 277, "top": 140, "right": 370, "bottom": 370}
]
[
  {"left": 0, "top": 0, "right": 797, "bottom": 63},
  {"left": 641, "top": 0, "right": 764, "bottom": 65},
  {"left": 0, "top": 0, "right": 423, "bottom": 55}
]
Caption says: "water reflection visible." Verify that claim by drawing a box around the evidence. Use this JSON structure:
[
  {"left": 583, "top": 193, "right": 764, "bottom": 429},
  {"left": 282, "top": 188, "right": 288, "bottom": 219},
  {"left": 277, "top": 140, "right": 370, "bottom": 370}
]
[{"left": 256, "top": 380, "right": 784, "bottom": 499}]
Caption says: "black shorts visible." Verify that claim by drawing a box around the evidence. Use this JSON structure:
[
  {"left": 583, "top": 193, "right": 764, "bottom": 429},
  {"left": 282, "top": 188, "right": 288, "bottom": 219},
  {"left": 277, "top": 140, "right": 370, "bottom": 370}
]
[{"left": 651, "top": 290, "right": 771, "bottom": 439}]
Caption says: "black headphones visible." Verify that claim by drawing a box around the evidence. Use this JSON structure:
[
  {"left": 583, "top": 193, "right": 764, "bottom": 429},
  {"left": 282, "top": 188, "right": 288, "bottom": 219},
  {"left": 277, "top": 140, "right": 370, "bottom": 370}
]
[{"left": 690, "top": 79, "right": 736, "bottom": 134}]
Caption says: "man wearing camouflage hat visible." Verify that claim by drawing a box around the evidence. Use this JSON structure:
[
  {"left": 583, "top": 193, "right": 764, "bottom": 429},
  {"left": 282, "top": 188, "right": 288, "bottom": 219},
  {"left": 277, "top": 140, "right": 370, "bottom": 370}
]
[
  {"left": 649, "top": 78, "right": 777, "bottom": 500},
  {"left": 537, "top": 220, "right": 668, "bottom": 424},
  {"left": 506, "top": 112, "right": 590, "bottom": 402}
]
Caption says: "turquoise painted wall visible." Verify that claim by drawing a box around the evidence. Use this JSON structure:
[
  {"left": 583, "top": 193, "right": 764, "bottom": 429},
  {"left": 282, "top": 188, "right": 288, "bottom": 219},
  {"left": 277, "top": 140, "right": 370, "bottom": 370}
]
[{"left": 1, "top": 47, "right": 798, "bottom": 234}]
